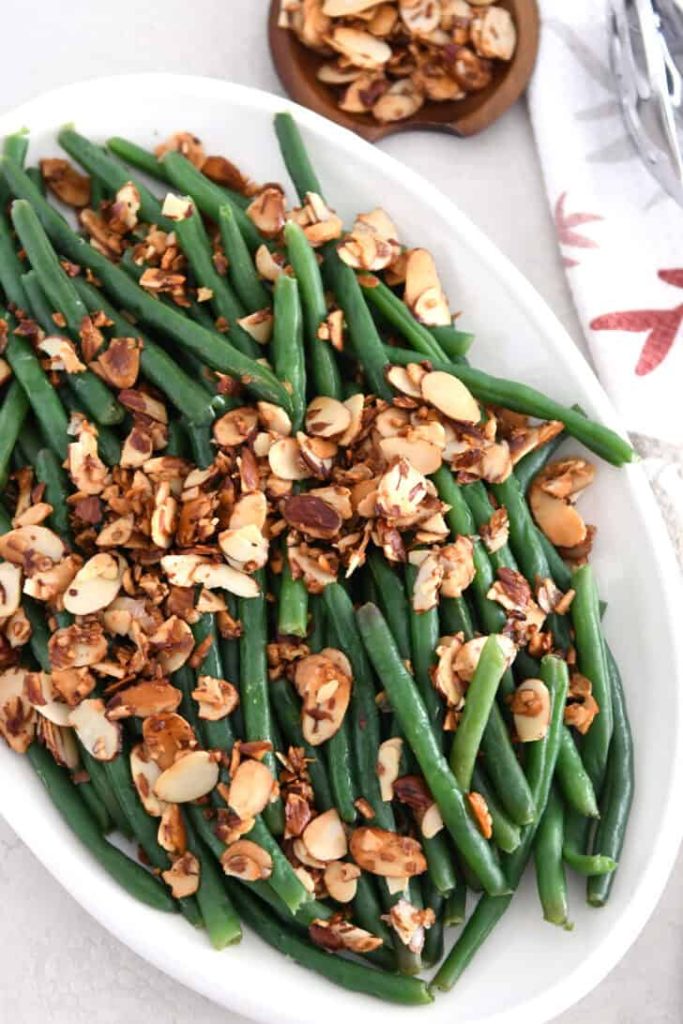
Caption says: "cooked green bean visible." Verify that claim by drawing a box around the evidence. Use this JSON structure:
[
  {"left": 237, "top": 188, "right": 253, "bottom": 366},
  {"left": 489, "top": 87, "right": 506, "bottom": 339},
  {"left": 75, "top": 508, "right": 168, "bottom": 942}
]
[
  {"left": 0, "top": 378, "right": 29, "bottom": 489},
  {"left": 367, "top": 551, "right": 412, "bottom": 662},
  {"left": 184, "top": 814, "right": 242, "bottom": 948},
  {"left": 219, "top": 204, "right": 270, "bottom": 312},
  {"left": 269, "top": 677, "right": 334, "bottom": 811},
  {"left": 405, "top": 563, "right": 443, "bottom": 733},
  {"left": 0, "top": 208, "right": 29, "bottom": 309},
  {"left": 556, "top": 727, "right": 599, "bottom": 819},
  {"left": 571, "top": 564, "right": 613, "bottom": 794},
  {"left": 428, "top": 323, "right": 474, "bottom": 359},
  {"left": 271, "top": 270, "right": 307, "bottom": 431},
  {"left": 359, "top": 275, "right": 447, "bottom": 361},
  {"left": 106, "top": 136, "right": 171, "bottom": 184},
  {"left": 534, "top": 785, "right": 572, "bottom": 929},
  {"left": 471, "top": 765, "right": 521, "bottom": 854},
  {"left": 450, "top": 636, "right": 508, "bottom": 791},
  {"left": 274, "top": 112, "right": 322, "bottom": 202},
  {"left": 514, "top": 430, "right": 566, "bottom": 494},
  {"left": 5, "top": 331, "right": 69, "bottom": 460},
  {"left": 3, "top": 129, "right": 29, "bottom": 167},
  {"left": 35, "top": 447, "right": 73, "bottom": 542},
  {"left": 357, "top": 603, "right": 509, "bottom": 896},
  {"left": 383, "top": 346, "right": 636, "bottom": 466},
  {"left": 191, "top": 614, "right": 237, "bottom": 754}
]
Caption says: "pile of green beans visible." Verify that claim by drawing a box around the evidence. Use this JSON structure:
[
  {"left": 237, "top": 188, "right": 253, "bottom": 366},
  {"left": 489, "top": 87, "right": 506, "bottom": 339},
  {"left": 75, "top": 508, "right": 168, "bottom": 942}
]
[{"left": 0, "top": 110, "right": 635, "bottom": 1006}]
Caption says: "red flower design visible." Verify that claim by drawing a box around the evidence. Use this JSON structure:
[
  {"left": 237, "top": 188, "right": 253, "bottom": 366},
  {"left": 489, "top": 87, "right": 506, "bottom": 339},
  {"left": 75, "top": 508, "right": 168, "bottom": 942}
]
[
  {"left": 590, "top": 268, "right": 683, "bottom": 376},
  {"left": 554, "top": 192, "right": 603, "bottom": 267}
]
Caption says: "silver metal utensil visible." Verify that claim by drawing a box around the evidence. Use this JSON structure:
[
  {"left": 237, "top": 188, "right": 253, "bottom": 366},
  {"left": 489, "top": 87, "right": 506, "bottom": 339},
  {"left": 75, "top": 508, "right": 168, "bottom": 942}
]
[{"left": 610, "top": 0, "right": 683, "bottom": 204}]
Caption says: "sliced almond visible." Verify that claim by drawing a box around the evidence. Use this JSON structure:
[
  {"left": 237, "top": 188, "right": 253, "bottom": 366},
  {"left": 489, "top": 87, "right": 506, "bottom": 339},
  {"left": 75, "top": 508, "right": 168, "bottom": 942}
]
[
  {"left": 268, "top": 437, "right": 309, "bottom": 481},
  {"left": 421, "top": 370, "right": 480, "bottom": 423},
  {"left": 256, "top": 401, "right": 292, "bottom": 436},
  {"left": 328, "top": 25, "right": 392, "bottom": 68},
  {"left": 162, "top": 852, "right": 200, "bottom": 898},
  {"left": 385, "top": 897, "right": 435, "bottom": 954},
  {"left": 337, "top": 393, "right": 365, "bottom": 446},
  {"left": 192, "top": 675, "right": 239, "bottom": 721},
  {"left": 24, "top": 672, "right": 71, "bottom": 727},
  {"left": 349, "top": 827, "right": 427, "bottom": 877},
  {"left": 324, "top": 861, "right": 360, "bottom": 903},
  {"left": 130, "top": 742, "right": 167, "bottom": 816},
  {"left": 283, "top": 493, "right": 342, "bottom": 540},
  {"left": 246, "top": 187, "right": 286, "bottom": 239},
  {"left": 213, "top": 406, "right": 258, "bottom": 448},
  {"left": 293, "top": 837, "right": 328, "bottom": 869},
  {"left": 309, "top": 918, "right": 383, "bottom": 954},
  {"left": 471, "top": 6, "right": 516, "bottom": 60},
  {"left": 372, "top": 79, "right": 424, "bottom": 123},
  {"left": 154, "top": 749, "right": 219, "bottom": 802},
  {"left": 142, "top": 713, "right": 197, "bottom": 770},
  {"left": 420, "top": 802, "right": 444, "bottom": 839},
  {"left": 0, "top": 667, "right": 36, "bottom": 753},
  {"left": 48, "top": 621, "right": 108, "bottom": 670},
  {"left": 63, "top": 552, "right": 125, "bottom": 615},
  {"left": 305, "top": 396, "right": 352, "bottom": 439},
  {"left": 148, "top": 616, "right": 194, "bottom": 673},
  {"left": 511, "top": 678, "right": 551, "bottom": 742},
  {"left": 297, "top": 432, "right": 337, "bottom": 478},
  {"left": 221, "top": 839, "right": 273, "bottom": 880},
  {"left": 322, "top": 0, "right": 385, "bottom": 13},
  {"left": 302, "top": 808, "right": 348, "bottom": 861},
  {"left": 440, "top": 536, "right": 476, "bottom": 598},
  {"left": 218, "top": 524, "right": 269, "bottom": 572},
  {"left": 376, "top": 457, "right": 428, "bottom": 519},
  {"left": 379, "top": 436, "right": 442, "bottom": 475},
  {"left": 226, "top": 758, "right": 275, "bottom": 820},
  {"left": 192, "top": 561, "right": 260, "bottom": 598},
  {"left": 238, "top": 308, "right": 274, "bottom": 345},
  {"left": 106, "top": 680, "right": 182, "bottom": 720},
  {"left": 0, "top": 525, "right": 66, "bottom": 566},
  {"left": 404, "top": 249, "right": 450, "bottom": 325},
  {"left": 229, "top": 492, "right": 268, "bottom": 531},
  {"left": 0, "top": 562, "right": 22, "bottom": 617},
  {"left": 454, "top": 634, "right": 516, "bottom": 681},
  {"left": 377, "top": 737, "right": 403, "bottom": 801},
  {"left": 157, "top": 802, "right": 187, "bottom": 855},
  {"left": 38, "top": 719, "right": 79, "bottom": 770},
  {"left": 69, "top": 698, "right": 121, "bottom": 761},
  {"left": 412, "top": 550, "right": 444, "bottom": 612},
  {"left": 399, "top": 0, "right": 442, "bottom": 35}
]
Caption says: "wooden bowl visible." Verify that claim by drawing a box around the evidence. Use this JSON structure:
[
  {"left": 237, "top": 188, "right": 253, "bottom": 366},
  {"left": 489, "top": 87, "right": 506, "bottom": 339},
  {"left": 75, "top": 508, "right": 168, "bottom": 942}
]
[{"left": 268, "top": 0, "right": 539, "bottom": 141}]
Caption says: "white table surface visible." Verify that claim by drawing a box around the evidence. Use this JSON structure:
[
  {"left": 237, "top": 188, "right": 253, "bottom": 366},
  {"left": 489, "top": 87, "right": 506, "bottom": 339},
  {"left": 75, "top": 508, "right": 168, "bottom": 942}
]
[{"left": 0, "top": 1, "right": 681, "bottom": 1021}]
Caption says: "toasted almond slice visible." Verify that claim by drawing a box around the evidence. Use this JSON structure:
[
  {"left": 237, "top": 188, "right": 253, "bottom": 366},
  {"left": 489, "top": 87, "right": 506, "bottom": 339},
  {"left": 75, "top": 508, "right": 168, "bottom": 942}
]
[
  {"left": 349, "top": 827, "right": 427, "bottom": 877},
  {"left": 412, "top": 550, "right": 444, "bottom": 612},
  {"left": 69, "top": 698, "right": 121, "bottom": 761},
  {"left": 529, "top": 485, "right": 587, "bottom": 548},
  {"left": 255, "top": 244, "right": 285, "bottom": 282},
  {"left": 161, "top": 192, "right": 193, "bottom": 220},
  {"left": 440, "top": 537, "right": 476, "bottom": 598},
  {"left": 372, "top": 79, "right": 424, "bottom": 123},
  {"left": 229, "top": 492, "right": 269, "bottom": 532},
  {"left": 324, "top": 861, "right": 361, "bottom": 903},
  {"left": 0, "top": 667, "right": 35, "bottom": 753},
  {"left": 96, "top": 514, "right": 135, "bottom": 547},
  {"left": 404, "top": 249, "right": 449, "bottom": 325},
  {"left": 377, "top": 737, "right": 403, "bottom": 801},
  {"left": 106, "top": 680, "right": 182, "bottom": 720},
  {"left": 226, "top": 758, "right": 275, "bottom": 819},
  {"left": 420, "top": 371, "right": 480, "bottom": 423},
  {"left": 256, "top": 401, "right": 292, "bottom": 436},
  {"left": 386, "top": 365, "right": 423, "bottom": 399},
  {"left": 399, "top": 0, "right": 442, "bottom": 35},
  {"left": 309, "top": 918, "right": 383, "bottom": 954},
  {"left": 0, "top": 525, "right": 66, "bottom": 566},
  {"left": 160, "top": 553, "right": 205, "bottom": 587},
  {"left": 142, "top": 713, "right": 197, "bottom": 770},
  {"left": 328, "top": 25, "right": 392, "bottom": 68},
  {"left": 192, "top": 675, "right": 239, "bottom": 722},
  {"left": 0, "top": 562, "right": 22, "bottom": 617},
  {"left": 192, "top": 561, "right": 260, "bottom": 598},
  {"left": 467, "top": 791, "right": 493, "bottom": 838},
  {"left": 375, "top": 405, "right": 411, "bottom": 439},
  {"left": 297, "top": 432, "right": 337, "bottom": 478},
  {"left": 283, "top": 493, "right": 342, "bottom": 540},
  {"left": 221, "top": 839, "right": 273, "bottom": 880},
  {"left": 322, "top": 0, "right": 385, "bottom": 13},
  {"left": 302, "top": 808, "right": 348, "bottom": 861},
  {"left": 379, "top": 436, "right": 442, "bottom": 475},
  {"left": 292, "top": 837, "right": 328, "bottom": 869},
  {"left": 305, "top": 396, "right": 352, "bottom": 439},
  {"left": 337, "top": 393, "right": 365, "bottom": 446},
  {"left": 148, "top": 616, "right": 194, "bottom": 673},
  {"left": 48, "top": 622, "right": 108, "bottom": 670},
  {"left": 51, "top": 667, "right": 95, "bottom": 707},
  {"left": 157, "top": 802, "right": 187, "bottom": 855},
  {"left": 24, "top": 671, "right": 71, "bottom": 727},
  {"left": 511, "top": 679, "right": 551, "bottom": 742},
  {"left": 162, "top": 851, "right": 200, "bottom": 898},
  {"left": 213, "top": 406, "right": 258, "bottom": 448},
  {"left": 385, "top": 875, "right": 410, "bottom": 896},
  {"left": 376, "top": 457, "right": 428, "bottom": 519},
  {"left": 454, "top": 634, "right": 517, "bottom": 682},
  {"left": 238, "top": 308, "right": 274, "bottom": 345},
  {"left": 420, "top": 802, "right": 444, "bottom": 839},
  {"left": 130, "top": 742, "right": 167, "bottom": 816},
  {"left": 39, "top": 719, "right": 79, "bottom": 770},
  {"left": 317, "top": 61, "right": 364, "bottom": 85},
  {"left": 386, "top": 897, "right": 435, "bottom": 953},
  {"left": 218, "top": 524, "right": 269, "bottom": 572},
  {"left": 247, "top": 187, "right": 286, "bottom": 239},
  {"left": 471, "top": 6, "right": 516, "bottom": 60},
  {"left": 154, "top": 750, "right": 219, "bottom": 802},
  {"left": 268, "top": 437, "right": 309, "bottom": 481},
  {"left": 63, "top": 552, "right": 125, "bottom": 615}
]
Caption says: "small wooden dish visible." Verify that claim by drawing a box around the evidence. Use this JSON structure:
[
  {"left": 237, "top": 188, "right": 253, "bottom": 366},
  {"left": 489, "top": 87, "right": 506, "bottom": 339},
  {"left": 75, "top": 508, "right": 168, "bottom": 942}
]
[{"left": 268, "top": 0, "right": 539, "bottom": 141}]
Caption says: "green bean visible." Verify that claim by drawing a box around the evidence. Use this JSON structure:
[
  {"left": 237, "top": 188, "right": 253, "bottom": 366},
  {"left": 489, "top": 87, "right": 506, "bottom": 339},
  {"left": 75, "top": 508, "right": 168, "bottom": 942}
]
[
  {"left": 444, "top": 881, "right": 467, "bottom": 926},
  {"left": 73, "top": 771, "right": 112, "bottom": 833},
  {"left": 383, "top": 347, "right": 636, "bottom": 466},
  {"left": 191, "top": 614, "right": 237, "bottom": 754},
  {"left": 274, "top": 112, "right": 322, "bottom": 202},
  {"left": 571, "top": 564, "right": 613, "bottom": 794},
  {"left": 283, "top": 224, "right": 341, "bottom": 401},
  {"left": 359, "top": 275, "right": 447, "bottom": 361},
  {"left": 0, "top": 499, "right": 11, "bottom": 534},
  {"left": 219, "top": 204, "right": 270, "bottom": 312},
  {"left": 461, "top": 481, "right": 519, "bottom": 575},
  {"left": 271, "top": 270, "right": 307, "bottom": 431},
  {"left": 5, "top": 332, "right": 69, "bottom": 460},
  {"left": 269, "top": 677, "right": 334, "bottom": 811},
  {"left": 278, "top": 548, "right": 309, "bottom": 638},
  {"left": 514, "top": 430, "right": 565, "bottom": 494},
  {"left": 106, "top": 136, "right": 172, "bottom": 184},
  {"left": 450, "top": 636, "right": 507, "bottom": 790},
  {"left": 57, "top": 127, "right": 173, "bottom": 230},
  {"left": 534, "top": 785, "right": 572, "bottom": 929},
  {"left": 0, "top": 378, "right": 29, "bottom": 488},
  {"left": 587, "top": 646, "right": 634, "bottom": 906},
  {"left": 16, "top": 419, "right": 43, "bottom": 465},
  {"left": 357, "top": 603, "right": 509, "bottom": 896},
  {"left": 35, "top": 447, "right": 73, "bottom": 542},
  {"left": 351, "top": 872, "right": 396, "bottom": 960},
  {"left": 421, "top": 831, "right": 457, "bottom": 897},
  {"left": 71, "top": 275, "right": 215, "bottom": 426},
  {"left": 161, "top": 151, "right": 262, "bottom": 251},
  {"left": 428, "top": 323, "right": 474, "bottom": 359},
  {"left": 26, "top": 166, "right": 46, "bottom": 196},
  {"left": 28, "top": 744, "right": 175, "bottom": 912},
  {"left": 556, "top": 727, "right": 599, "bottom": 819},
  {"left": 247, "top": 816, "right": 310, "bottom": 913},
  {"left": 322, "top": 583, "right": 391, "bottom": 828},
  {"left": 165, "top": 419, "right": 189, "bottom": 458},
  {"left": 1, "top": 159, "right": 292, "bottom": 413},
  {"left": 367, "top": 551, "right": 412, "bottom": 662},
  {"left": 323, "top": 249, "right": 392, "bottom": 400},
  {"left": 538, "top": 529, "right": 573, "bottom": 590},
  {"left": 471, "top": 765, "right": 521, "bottom": 854},
  {"left": 171, "top": 204, "right": 259, "bottom": 358},
  {"left": 318, "top": 610, "right": 358, "bottom": 824},
  {"left": 239, "top": 570, "right": 284, "bottom": 834},
  {"left": 80, "top": 746, "right": 133, "bottom": 840},
  {"left": 433, "top": 655, "right": 569, "bottom": 990},
  {"left": 229, "top": 882, "right": 432, "bottom": 1005},
  {"left": 422, "top": 887, "right": 445, "bottom": 967},
  {"left": 186, "top": 421, "right": 214, "bottom": 469},
  {"left": 183, "top": 814, "right": 242, "bottom": 948},
  {"left": 404, "top": 563, "right": 443, "bottom": 732},
  {"left": 3, "top": 129, "right": 29, "bottom": 166},
  {"left": 563, "top": 845, "right": 616, "bottom": 877},
  {"left": 440, "top": 595, "right": 475, "bottom": 640},
  {"left": 0, "top": 208, "right": 29, "bottom": 309}
]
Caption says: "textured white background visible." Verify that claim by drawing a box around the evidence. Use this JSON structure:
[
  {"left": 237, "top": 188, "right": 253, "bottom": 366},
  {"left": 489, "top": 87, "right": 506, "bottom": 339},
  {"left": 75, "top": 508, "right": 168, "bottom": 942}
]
[{"left": 0, "top": 1, "right": 681, "bottom": 1021}]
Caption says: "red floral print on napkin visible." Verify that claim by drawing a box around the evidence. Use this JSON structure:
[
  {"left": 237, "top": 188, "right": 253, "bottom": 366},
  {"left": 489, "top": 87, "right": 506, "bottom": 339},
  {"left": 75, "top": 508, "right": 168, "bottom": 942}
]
[
  {"left": 590, "top": 269, "right": 683, "bottom": 376},
  {"left": 554, "top": 192, "right": 603, "bottom": 267}
]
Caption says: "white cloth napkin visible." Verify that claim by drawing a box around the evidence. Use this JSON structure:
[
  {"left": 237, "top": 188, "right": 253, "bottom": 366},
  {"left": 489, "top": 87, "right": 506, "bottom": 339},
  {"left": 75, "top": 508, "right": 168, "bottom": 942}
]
[{"left": 527, "top": 0, "right": 683, "bottom": 562}]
